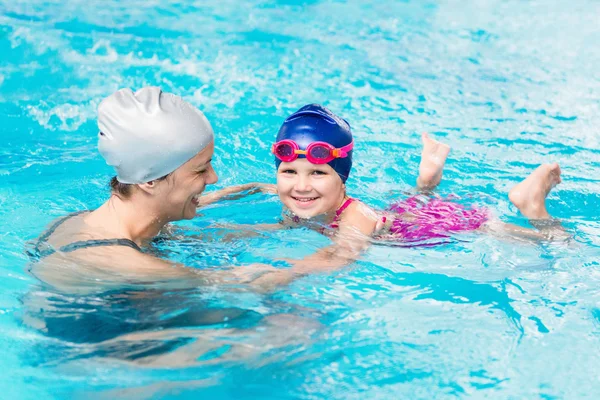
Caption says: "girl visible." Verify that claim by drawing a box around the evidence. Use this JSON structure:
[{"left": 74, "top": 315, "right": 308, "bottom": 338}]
[{"left": 199, "top": 104, "right": 567, "bottom": 268}]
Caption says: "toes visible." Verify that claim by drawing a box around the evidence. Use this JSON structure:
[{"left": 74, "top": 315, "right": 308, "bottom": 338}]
[
  {"left": 553, "top": 163, "right": 562, "bottom": 177},
  {"left": 545, "top": 163, "right": 562, "bottom": 184},
  {"left": 547, "top": 162, "right": 560, "bottom": 173}
]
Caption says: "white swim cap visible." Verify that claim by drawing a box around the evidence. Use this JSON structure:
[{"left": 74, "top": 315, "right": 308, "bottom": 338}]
[{"left": 98, "top": 86, "right": 214, "bottom": 184}]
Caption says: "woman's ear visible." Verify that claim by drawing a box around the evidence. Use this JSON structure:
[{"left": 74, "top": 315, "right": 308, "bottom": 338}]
[{"left": 137, "top": 180, "right": 157, "bottom": 195}]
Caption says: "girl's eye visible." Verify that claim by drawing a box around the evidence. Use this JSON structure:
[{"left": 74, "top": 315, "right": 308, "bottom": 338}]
[
  {"left": 312, "top": 170, "right": 326, "bottom": 175},
  {"left": 281, "top": 169, "right": 296, "bottom": 174}
]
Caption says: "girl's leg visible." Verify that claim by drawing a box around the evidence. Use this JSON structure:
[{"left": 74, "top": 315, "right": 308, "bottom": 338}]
[
  {"left": 483, "top": 220, "right": 564, "bottom": 241},
  {"left": 386, "top": 133, "right": 449, "bottom": 227},
  {"left": 483, "top": 163, "right": 568, "bottom": 241},
  {"left": 416, "top": 132, "right": 451, "bottom": 192}
]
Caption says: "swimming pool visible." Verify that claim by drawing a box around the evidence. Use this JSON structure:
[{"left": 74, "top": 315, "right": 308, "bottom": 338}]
[{"left": 1, "top": 0, "right": 600, "bottom": 398}]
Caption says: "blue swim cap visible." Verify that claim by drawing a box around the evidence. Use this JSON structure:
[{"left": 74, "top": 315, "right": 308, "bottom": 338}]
[{"left": 274, "top": 104, "right": 353, "bottom": 183}]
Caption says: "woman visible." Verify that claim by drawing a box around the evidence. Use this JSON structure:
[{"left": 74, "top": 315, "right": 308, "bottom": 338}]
[{"left": 28, "top": 86, "right": 306, "bottom": 294}]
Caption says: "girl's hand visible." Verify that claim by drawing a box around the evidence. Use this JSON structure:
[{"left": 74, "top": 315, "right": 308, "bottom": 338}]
[{"left": 374, "top": 214, "right": 390, "bottom": 234}]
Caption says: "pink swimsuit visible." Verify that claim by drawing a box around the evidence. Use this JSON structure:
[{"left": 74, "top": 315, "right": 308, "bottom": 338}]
[
  {"left": 330, "top": 197, "right": 356, "bottom": 229},
  {"left": 331, "top": 196, "right": 488, "bottom": 241},
  {"left": 387, "top": 195, "right": 489, "bottom": 240},
  {"left": 289, "top": 198, "right": 359, "bottom": 233}
]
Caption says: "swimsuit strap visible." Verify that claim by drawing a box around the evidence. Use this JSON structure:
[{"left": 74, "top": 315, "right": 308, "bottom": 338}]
[
  {"left": 330, "top": 197, "right": 355, "bottom": 229},
  {"left": 30, "top": 211, "right": 89, "bottom": 258},
  {"left": 60, "top": 238, "right": 141, "bottom": 253},
  {"left": 34, "top": 239, "right": 142, "bottom": 259},
  {"left": 36, "top": 211, "right": 89, "bottom": 244},
  {"left": 335, "top": 197, "right": 355, "bottom": 218},
  {"left": 29, "top": 211, "right": 142, "bottom": 259}
]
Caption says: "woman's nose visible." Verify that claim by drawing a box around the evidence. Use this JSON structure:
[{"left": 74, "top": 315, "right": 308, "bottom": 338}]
[{"left": 207, "top": 166, "right": 218, "bottom": 184}]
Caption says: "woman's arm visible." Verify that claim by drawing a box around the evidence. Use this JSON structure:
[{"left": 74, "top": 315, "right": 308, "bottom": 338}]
[
  {"left": 134, "top": 251, "right": 318, "bottom": 292},
  {"left": 159, "top": 222, "right": 286, "bottom": 244},
  {"left": 196, "top": 183, "right": 276, "bottom": 208}
]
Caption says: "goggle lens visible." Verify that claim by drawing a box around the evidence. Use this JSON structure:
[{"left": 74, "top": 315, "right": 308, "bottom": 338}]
[
  {"left": 308, "top": 145, "right": 331, "bottom": 160},
  {"left": 275, "top": 143, "right": 295, "bottom": 158}
]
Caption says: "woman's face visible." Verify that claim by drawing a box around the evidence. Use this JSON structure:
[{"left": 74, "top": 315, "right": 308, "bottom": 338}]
[
  {"left": 276, "top": 158, "right": 345, "bottom": 219},
  {"left": 155, "top": 141, "right": 218, "bottom": 221}
]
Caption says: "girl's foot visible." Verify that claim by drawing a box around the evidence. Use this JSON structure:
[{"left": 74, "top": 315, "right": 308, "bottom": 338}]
[
  {"left": 508, "top": 163, "right": 562, "bottom": 219},
  {"left": 416, "top": 132, "right": 451, "bottom": 190}
]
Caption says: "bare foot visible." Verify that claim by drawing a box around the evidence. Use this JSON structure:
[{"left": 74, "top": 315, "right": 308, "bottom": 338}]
[
  {"left": 508, "top": 163, "right": 562, "bottom": 219},
  {"left": 416, "top": 132, "right": 451, "bottom": 190}
]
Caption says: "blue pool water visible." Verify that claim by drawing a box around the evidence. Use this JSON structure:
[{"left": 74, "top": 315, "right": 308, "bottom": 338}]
[{"left": 2, "top": 0, "right": 600, "bottom": 398}]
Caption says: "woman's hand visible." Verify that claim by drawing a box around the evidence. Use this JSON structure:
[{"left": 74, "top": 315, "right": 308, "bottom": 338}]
[{"left": 258, "top": 183, "right": 277, "bottom": 195}]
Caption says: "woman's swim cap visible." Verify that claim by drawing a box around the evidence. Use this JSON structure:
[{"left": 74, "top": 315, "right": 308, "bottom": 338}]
[
  {"left": 98, "top": 87, "right": 214, "bottom": 184},
  {"left": 275, "top": 104, "right": 353, "bottom": 182}
]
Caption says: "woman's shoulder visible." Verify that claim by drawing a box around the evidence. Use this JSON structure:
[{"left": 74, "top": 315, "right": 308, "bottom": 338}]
[
  {"left": 29, "top": 244, "right": 163, "bottom": 294},
  {"left": 37, "top": 211, "right": 91, "bottom": 246}
]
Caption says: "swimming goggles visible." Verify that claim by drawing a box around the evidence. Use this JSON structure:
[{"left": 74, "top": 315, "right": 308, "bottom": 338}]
[{"left": 272, "top": 140, "right": 353, "bottom": 164}]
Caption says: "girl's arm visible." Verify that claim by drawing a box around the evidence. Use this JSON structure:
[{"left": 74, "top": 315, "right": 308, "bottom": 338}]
[
  {"left": 280, "top": 202, "right": 380, "bottom": 273},
  {"left": 196, "top": 183, "right": 277, "bottom": 208}
]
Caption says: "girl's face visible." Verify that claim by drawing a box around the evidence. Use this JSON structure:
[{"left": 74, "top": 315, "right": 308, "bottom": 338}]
[{"left": 276, "top": 158, "right": 346, "bottom": 219}]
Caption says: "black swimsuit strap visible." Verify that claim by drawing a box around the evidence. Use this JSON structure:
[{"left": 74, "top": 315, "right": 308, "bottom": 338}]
[
  {"left": 30, "top": 211, "right": 142, "bottom": 259},
  {"left": 59, "top": 238, "right": 142, "bottom": 253},
  {"left": 36, "top": 211, "right": 89, "bottom": 244},
  {"left": 35, "top": 239, "right": 142, "bottom": 259}
]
